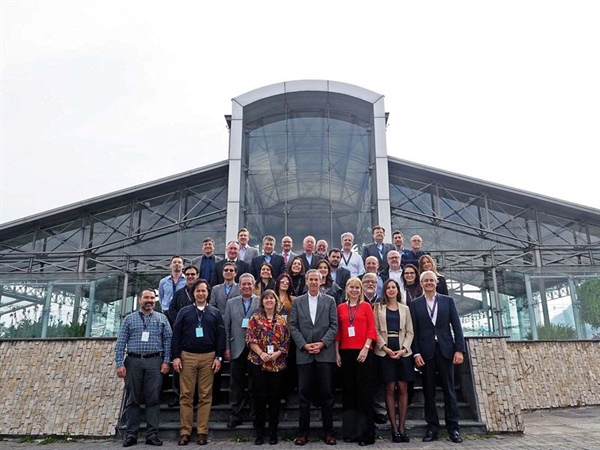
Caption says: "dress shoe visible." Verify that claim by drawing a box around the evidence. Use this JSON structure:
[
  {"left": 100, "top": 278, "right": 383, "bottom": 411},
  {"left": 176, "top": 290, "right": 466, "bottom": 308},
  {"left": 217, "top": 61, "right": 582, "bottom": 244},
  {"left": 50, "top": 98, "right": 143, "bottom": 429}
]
[
  {"left": 324, "top": 434, "right": 337, "bottom": 445},
  {"left": 168, "top": 397, "right": 180, "bottom": 407},
  {"left": 178, "top": 434, "right": 190, "bottom": 446},
  {"left": 422, "top": 430, "right": 438, "bottom": 442},
  {"left": 145, "top": 436, "right": 163, "bottom": 446},
  {"left": 449, "top": 430, "right": 463, "bottom": 443},
  {"left": 123, "top": 436, "right": 137, "bottom": 447},
  {"left": 197, "top": 433, "right": 208, "bottom": 446},
  {"left": 399, "top": 431, "right": 410, "bottom": 443},
  {"left": 227, "top": 417, "right": 243, "bottom": 429},
  {"left": 269, "top": 430, "right": 278, "bottom": 445},
  {"left": 358, "top": 440, "right": 374, "bottom": 446},
  {"left": 391, "top": 431, "right": 402, "bottom": 443},
  {"left": 294, "top": 436, "right": 308, "bottom": 446},
  {"left": 374, "top": 413, "right": 387, "bottom": 424},
  {"left": 255, "top": 430, "right": 265, "bottom": 445}
]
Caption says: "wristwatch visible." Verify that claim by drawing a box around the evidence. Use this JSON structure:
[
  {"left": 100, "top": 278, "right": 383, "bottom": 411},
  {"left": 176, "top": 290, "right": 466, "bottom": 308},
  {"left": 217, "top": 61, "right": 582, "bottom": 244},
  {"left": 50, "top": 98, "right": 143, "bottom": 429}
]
[{"left": 215, "top": 356, "right": 223, "bottom": 362}]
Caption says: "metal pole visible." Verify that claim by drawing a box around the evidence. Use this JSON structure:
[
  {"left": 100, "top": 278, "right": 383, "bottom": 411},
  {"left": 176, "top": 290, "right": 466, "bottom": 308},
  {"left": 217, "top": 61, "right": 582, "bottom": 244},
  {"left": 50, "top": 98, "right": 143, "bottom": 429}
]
[
  {"left": 524, "top": 274, "right": 538, "bottom": 340},
  {"left": 568, "top": 277, "right": 585, "bottom": 339},
  {"left": 491, "top": 268, "right": 504, "bottom": 335},
  {"left": 41, "top": 282, "right": 54, "bottom": 338},
  {"left": 85, "top": 280, "right": 97, "bottom": 337}
]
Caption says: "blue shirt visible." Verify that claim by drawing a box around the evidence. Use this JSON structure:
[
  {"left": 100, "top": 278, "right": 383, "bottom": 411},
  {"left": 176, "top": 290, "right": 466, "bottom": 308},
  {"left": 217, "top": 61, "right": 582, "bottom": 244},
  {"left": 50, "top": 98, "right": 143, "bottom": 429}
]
[
  {"left": 199, "top": 256, "right": 216, "bottom": 282},
  {"left": 158, "top": 274, "right": 186, "bottom": 310},
  {"left": 114, "top": 310, "right": 173, "bottom": 367}
]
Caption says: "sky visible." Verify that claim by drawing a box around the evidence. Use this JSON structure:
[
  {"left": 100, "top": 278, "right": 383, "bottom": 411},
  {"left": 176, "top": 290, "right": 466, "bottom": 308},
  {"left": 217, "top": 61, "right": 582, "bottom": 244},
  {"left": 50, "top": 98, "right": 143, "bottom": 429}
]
[{"left": 1, "top": 0, "right": 599, "bottom": 225}]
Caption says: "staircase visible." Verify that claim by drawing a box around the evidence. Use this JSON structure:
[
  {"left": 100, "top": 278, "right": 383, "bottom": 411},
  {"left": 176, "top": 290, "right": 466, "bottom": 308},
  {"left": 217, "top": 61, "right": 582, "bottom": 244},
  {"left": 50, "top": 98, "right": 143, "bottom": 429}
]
[{"left": 117, "top": 352, "right": 486, "bottom": 441}]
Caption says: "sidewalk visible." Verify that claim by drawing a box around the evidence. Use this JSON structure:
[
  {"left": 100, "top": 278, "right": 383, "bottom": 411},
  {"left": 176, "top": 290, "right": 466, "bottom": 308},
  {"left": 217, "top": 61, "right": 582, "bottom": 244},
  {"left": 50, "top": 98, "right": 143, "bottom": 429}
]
[{"left": 1, "top": 406, "right": 599, "bottom": 449}]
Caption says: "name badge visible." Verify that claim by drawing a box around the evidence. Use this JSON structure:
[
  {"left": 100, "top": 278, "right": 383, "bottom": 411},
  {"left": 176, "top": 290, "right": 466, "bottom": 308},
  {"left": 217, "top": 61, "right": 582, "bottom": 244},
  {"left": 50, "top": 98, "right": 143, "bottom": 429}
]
[
  {"left": 241, "top": 318, "right": 249, "bottom": 328},
  {"left": 282, "top": 314, "right": 287, "bottom": 321},
  {"left": 196, "top": 327, "right": 204, "bottom": 338},
  {"left": 267, "top": 345, "right": 274, "bottom": 354},
  {"left": 141, "top": 331, "right": 150, "bottom": 342},
  {"left": 348, "top": 326, "right": 356, "bottom": 337}
]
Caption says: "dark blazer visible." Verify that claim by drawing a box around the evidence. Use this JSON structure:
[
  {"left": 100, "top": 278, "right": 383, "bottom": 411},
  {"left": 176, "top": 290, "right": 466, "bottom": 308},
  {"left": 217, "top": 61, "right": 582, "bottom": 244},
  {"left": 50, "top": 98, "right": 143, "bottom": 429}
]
[
  {"left": 251, "top": 253, "right": 286, "bottom": 280},
  {"left": 299, "top": 253, "right": 324, "bottom": 271},
  {"left": 290, "top": 292, "right": 338, "bottom": 364},
  {"left": 409, "top": 294, "right": 465, "bottom": 361},
  {"left": 211, "top": 259, "right": 251, "bottom": 286},
  {"left": 191, "top": 254, "right": 222, "bottom": 281},
  {"left": 331, "top": 266, "right": 351, "bottom": 290},
  {"left": 362, "top": 242, "right": 395, "bottom": 268}
]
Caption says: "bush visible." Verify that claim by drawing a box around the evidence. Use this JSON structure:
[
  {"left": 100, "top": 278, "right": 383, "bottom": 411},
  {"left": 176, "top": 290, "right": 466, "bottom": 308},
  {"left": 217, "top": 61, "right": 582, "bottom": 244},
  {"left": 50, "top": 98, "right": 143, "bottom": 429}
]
[{"left": 525, "top": 323, "right": 577, "bottom": 340}]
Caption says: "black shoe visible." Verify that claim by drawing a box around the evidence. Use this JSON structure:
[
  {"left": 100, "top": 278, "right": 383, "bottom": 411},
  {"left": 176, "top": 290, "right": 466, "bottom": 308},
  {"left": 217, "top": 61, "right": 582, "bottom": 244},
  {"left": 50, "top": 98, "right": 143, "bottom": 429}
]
[
  {"left": 399, "top": 432, "right": 410, "bottom": 443},
  {"left": 123, "top": 437, "right": 137, "bottom": 447},
  {"left": 422, "top": 430, "right": 438, "bottom": 442},
  {"left": 269, "top": 430, "right": 278, "bottom": 445},
  {"left": 449, "top": 430, "right": 463, "bottom": 443},
  {"left": 168, "top": 396, "right": 180, "bottom": 407},
  {"left": 227, "top": 417, "right": 243, "bottom": 428},
  {"left": 145, "top": 436, "right": 163, "bottom": 446},
  {"left": 254, "top": 433, "right": 265, "bottom": 445},
  {"left": 391, "top": 431, "right": 401, "bottom": 443},
  {"left": 374, "top": 413, "right": 387, "bottom": 424}
]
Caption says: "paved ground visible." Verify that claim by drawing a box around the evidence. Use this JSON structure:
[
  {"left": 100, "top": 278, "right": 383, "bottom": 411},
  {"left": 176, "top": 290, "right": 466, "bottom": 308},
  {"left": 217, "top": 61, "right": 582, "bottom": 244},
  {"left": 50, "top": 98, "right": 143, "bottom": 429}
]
[{"left": 1, "top": 406, "right": 599, "bottom": 449}]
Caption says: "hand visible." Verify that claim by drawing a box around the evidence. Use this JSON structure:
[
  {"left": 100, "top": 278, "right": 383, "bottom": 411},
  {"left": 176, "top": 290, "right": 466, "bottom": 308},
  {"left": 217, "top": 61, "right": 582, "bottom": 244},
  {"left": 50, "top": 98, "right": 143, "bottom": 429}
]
[
  {"left": 414, "top": 354, "right": 425, "bottom": 368},
  {"left": 356, "top": 348, "right": 369, "bottom": 363},
  {"left": 453, "top": 351, "right": 464, "bottom": 365},
  {"left": 224, "top": 349, "right": 231, "bottom": 361},
  {"left": 172, "top": 358, "right": 182, "bottom": 373},
  {"left": 116, "top": 367, "right": 126, "bottom": 378},
  {"left": 336, "top": 353, "right": 342, "bottom": 367},
  {"left": 160, "top": 363, "right": 170, "bottom": 374},
  {"left": 259, "top": 352, "right": 271, "bottom": 363},
  {"left": 212, "top": 359, "right": 222, "bottom": 373}
]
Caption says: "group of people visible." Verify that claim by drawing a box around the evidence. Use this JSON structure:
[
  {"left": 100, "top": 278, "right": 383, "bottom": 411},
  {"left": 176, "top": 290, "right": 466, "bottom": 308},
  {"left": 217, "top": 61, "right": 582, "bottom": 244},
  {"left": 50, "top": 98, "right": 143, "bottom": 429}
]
[{"left": 114, "top": 227, "right": 465, "bottom": 447}]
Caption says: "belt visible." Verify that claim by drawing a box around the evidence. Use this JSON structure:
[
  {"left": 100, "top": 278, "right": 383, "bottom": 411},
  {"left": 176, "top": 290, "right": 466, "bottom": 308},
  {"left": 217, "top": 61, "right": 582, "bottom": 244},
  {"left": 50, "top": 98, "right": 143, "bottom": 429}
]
[
  {"left": 127, "top": 352, "right": 163, "bottom": 359},
  {"left": 387, "top": 332, "right": 400, "bottom": 337}
]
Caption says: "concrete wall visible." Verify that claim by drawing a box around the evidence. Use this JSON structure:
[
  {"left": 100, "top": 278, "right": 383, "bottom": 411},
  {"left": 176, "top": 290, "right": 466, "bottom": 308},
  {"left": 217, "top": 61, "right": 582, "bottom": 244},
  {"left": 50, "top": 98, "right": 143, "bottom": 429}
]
[
  {"left": 0, "top": 338, "right": 121, "bottom": 437},
  {"left": 0, "top": 337, "right": 598, "bottom": 437}
]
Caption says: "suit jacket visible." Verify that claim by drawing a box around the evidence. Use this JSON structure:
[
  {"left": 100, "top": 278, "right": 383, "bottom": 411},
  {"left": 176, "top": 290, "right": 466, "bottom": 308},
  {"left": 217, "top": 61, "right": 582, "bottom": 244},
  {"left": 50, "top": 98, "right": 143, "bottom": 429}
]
[
  {"left": 191, "top": 254, "right": 222, "bottom": 281},
  {"left": 409, "top": 294, "right": 465, "bottom": 361},
  {"left": 299, "top": 252, "right": 324, "bottom": 271},
  {"left": 290, "top": 292, "right": 338, "bottom": 364},
  {"left": 211, "top": 259, "right": 251, "bottom": 286},
  {"left": 282, "top": 251, "right": 297, "bottom": 269},
  {"left": 373, "top": 302, "right": 413, "bottom": 357},
  {"left": 224, "top": 294, "right": 260, "bottom": 360},
  {"left": 239, "top": 246, "right": 259, "bottom": 264},
  {"left": 362, "top": 242, "right": 395, "bottom": 268},
  {"left": 251, "top": 253, "right": 286, "bottom": 280},
  {"left": 330, "top": 266, "right": 351, "bottom": 291},
  {"left": 210, "top": 282, "right": 241, "bottom": 316}
]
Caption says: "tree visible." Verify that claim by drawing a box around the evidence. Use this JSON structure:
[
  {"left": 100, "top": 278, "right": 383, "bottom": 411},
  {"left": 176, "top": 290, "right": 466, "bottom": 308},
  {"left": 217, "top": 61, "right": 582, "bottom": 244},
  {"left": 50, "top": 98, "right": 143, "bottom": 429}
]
[
  {"left": 577, "top": 279, "right": 600, "bottom": 329},
  {"left": 526, "top": 323, "right": 577, "bottom": 340}
]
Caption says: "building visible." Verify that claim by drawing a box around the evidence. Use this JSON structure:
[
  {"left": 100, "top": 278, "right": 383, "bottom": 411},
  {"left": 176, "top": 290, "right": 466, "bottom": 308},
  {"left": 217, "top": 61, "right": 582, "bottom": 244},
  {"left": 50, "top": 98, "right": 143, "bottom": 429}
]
[{"left": 1, "top": 80, "right": 598, "bottom": 340}]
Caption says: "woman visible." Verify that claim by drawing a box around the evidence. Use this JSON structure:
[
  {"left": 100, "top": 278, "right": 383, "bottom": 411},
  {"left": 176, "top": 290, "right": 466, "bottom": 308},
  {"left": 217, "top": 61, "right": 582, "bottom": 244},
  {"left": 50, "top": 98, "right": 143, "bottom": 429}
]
[
  {"left": 253, "top": 262, "right": 276, "bottom": 296},
  {"left": 316, "top": 259, "right": 344, "bottom": 305},
  {"left": 418, "top": 255, "right": 448, "bottom": 295},
  {"left": 276, "top": 272, "right": 297, "bottom": 404},
  {"left": 402, "top": 264, "right": 422, "bottom": 306},
  {"left": 335, "top": 277, "right": 377, "bottom": 446},
  {"left": 374, "top": 279, "right": 415, "bottom": 443},
  {"left": 287, "top": 256, "right": 306, "bottom": 297},
  {"left": 246, "top": 290, "right": 290, "bottom": 445}
]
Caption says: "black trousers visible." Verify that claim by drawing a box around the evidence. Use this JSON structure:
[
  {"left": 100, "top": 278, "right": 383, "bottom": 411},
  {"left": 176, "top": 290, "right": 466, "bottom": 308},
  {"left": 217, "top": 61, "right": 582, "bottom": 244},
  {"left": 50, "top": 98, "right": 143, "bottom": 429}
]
[
  {"left": 340, "top": 349, "right": 375, "bottom": 443},
  {"left": 297, "top": 361, "right": 335, "bottom": 436},
  {"left": 250, "top": 364, "right": 283, "bottom": 431},
  {"left": 229, "top": 347, "right": 253, "bottom": 420},
  {"left": 421, "top": 344, "right": 460, "bottom": 433}
]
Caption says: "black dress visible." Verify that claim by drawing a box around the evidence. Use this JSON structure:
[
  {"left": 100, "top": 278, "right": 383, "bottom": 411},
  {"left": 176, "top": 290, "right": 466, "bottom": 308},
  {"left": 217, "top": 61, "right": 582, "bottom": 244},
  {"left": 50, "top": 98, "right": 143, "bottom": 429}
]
[{"left": 379, "top": 308, "right": 415, "bottom": 384}]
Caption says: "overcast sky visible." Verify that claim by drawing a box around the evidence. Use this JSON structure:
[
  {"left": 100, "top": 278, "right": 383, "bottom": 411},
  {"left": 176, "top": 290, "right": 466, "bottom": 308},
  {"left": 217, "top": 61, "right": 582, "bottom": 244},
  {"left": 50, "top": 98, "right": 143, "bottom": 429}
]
[{"left": 2, "top": 0, "right": 599, "bottom": 225}]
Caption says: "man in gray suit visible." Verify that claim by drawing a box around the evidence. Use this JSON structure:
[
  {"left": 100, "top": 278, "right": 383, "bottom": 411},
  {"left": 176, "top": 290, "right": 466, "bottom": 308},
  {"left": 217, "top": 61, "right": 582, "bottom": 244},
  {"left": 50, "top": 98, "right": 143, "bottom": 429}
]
[
  {"left": 238, "top": 228, "right": 259, "bottom": 264},
  {"left": 224, "top": 272, "right": 259, "bottom": 428},
  {"left": 280, "top": 235, "right": 296, "bottom": 267},
  {"left": 210, "top": 262, "right": 241, "bottom": 316},
  {"left": 290, "top": 269, "right": 338, "bottom": 446}
]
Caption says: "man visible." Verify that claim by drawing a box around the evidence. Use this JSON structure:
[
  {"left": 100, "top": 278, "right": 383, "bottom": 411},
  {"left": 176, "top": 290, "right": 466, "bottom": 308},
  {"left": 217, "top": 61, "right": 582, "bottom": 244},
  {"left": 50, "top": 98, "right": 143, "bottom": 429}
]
[
  {"left": 316, "top": 239, "right": 329, "bottom": 258},
  {"left": 115, "top": 289, "right": 172, "bottom": 447},
  {"left": 167, "top": 265, "right": 200, "bottom": 407},
  {"left": 238, "top": 228, "right": 259, "bottom": 264},
  {"left": 392, "top": 230, "right": 405, "bottom": 254},
  {"left": 290, "top": 269, "right": 338, "bottom": 446},
  {"left": 362, "top": 225, "right": 395, "bottom": 270},
  {"left": 339, "top": 232, "right": 365, "bottom": 277},
  {"left": 361, "top": 256, "right": 385, "bottom": 298},
  {"left": 402, "top": 235, "right": 426, "bottom": 268},
  {"left": 299, "top": 235, "right": 324, "bottom": 271},
  {"left": 327, "top": 248, "right": 351, "bottom": 291},
  {"left": 210, "top": 262, "right": 241, "bottom": 316},
  {"left": 380, "top": 251, "right": 406, "bottom": 303},
  {"left": 280, "top": 235, "right": 296, "bottom": 266},
  {"left": 410, "top": 270, "right": 466, "bottom": 444},
  {"left": 224, "top": 273, "right": 259, "bottom": 428},
  {"left": 158, "top": 255, "right": 186, "bottom": 316},
  {"left": 361, "top": 273, "right": 380, "bottom": 305},
  {"left": 211, "top": 241, "right": 251, "bottom": 286},
  {"left": 171, "top": 279, "right": 226, "bottom": 446},
  {"left": 192, "top": 237, "right": 221, "bottom": 285},
  {"left": 251, "top": 235, "right": 285, "bottom": 279}
]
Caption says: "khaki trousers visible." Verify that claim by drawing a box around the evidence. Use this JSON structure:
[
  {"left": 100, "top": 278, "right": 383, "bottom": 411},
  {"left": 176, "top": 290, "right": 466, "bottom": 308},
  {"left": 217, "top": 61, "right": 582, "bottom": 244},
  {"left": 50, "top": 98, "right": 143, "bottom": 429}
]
[{"left": 179, "top": 350, "right": 215, "bottom": 435}]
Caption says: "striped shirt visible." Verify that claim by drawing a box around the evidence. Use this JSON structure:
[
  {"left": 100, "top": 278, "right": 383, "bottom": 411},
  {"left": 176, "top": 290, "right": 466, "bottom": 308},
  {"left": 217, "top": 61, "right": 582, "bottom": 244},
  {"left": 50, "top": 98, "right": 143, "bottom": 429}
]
[{"left": 114, "top": 310, "right": 173, "bottom": 367}]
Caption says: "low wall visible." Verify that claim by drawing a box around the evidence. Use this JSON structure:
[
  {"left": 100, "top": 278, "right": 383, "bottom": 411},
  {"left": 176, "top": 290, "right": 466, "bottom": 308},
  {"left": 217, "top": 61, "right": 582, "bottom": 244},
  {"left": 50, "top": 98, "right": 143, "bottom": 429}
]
[{"left": 0, "top": 338, "right": 120, "bottom": 437}]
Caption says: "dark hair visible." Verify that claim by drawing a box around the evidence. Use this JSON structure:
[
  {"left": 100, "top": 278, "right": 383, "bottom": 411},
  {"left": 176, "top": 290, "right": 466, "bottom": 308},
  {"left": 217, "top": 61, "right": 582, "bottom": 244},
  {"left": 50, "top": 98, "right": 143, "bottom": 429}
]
[
  {"left": 401, "top": 264, "right": 420, "bottom": 283},
  {"left": 170, "top": 255, "right": 184, "bottom": 263},
  {"left": 258, "top": 262, "right": 274, "bottom": 280},
  {"left": 275, "top": 272, "right": 293, "bottom": 296},
  {"left": 287, "top": 255, "right": 306, "bottom": 276},
  {"left": 316, "top": 259, "right": 333, "bottom": 287},
  {"left": 223, "top": 261, "right": 237, "bottom": 271},
  {"left": 183, "top": 264, "right": 199, "bottom": 275},
  {"left": 328, "top": 248, "right": 342, "bottom": 257},
  {"left": 191, "top": 279, "right": 212, "bottom": 301},
  {"left": 257, "top": 289, "right": 281, "bottom": 315},
  {"left": 202, "top": 237, "right": 215, "bottom": 244},
  {"left": 380, "top": 279, "right": 401, "bottom": 305},
  {"left": 392, "top": 230, "right": 403, "bottom": 238}
]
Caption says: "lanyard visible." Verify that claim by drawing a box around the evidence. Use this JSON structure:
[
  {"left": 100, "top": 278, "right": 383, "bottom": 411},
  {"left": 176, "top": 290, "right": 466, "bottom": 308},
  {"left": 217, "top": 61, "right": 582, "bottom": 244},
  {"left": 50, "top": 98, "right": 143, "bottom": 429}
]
[
  {"left": 347, "top": 302, "right": 359, "bottom": 326},
  {"left": 139, "top": 312, "right": 152, "bottom": 330},
  {"left": 196, "top": 307, "right": 205, "bottom": 326},
  {"left": 342, "top": 253, "right": 352, "bottom": 266},
  {"left": 427, "top": 296, "right": 438, "bottom": 320},
  {"left": 242, "top": 299, "right": 251, "bottom": 317}
]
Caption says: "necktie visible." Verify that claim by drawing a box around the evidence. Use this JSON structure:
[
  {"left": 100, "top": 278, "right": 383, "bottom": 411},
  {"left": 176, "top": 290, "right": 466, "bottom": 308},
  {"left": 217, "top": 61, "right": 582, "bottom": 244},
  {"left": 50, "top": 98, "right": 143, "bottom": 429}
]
[{"left": 284, "top": 253, "right": 288, "bottom": 264}]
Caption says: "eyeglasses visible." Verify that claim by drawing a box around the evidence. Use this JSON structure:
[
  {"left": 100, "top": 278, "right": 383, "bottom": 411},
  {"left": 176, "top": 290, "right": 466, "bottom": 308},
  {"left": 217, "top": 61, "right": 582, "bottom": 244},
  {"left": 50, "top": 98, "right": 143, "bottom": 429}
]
[
  {"left": 184, "top": 273, "right": 197, "bottom": 277},
  {"left": 404, "top": 272, "right": 416, "bottom": 276},
  {"left": 363, "top": 280, "right": 377, "bottom": 284},
  {"left": 223, "top": 268, "right": 236, "bottom": 272},
  {"left": 422, "top": 279, "right": 437, "bottom": 283}
]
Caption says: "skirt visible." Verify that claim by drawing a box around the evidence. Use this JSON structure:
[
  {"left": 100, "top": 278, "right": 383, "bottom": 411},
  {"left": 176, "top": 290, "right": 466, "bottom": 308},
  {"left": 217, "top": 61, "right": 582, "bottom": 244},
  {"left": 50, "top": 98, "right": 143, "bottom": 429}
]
[{"left": 378, "top": 337, "right": 415, "bottom": 384}]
